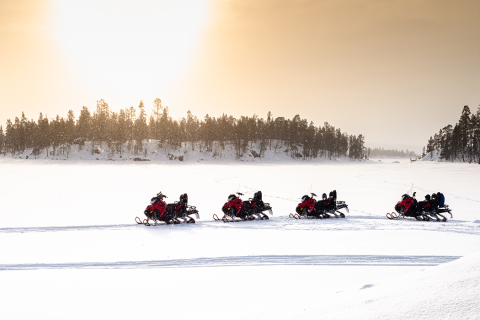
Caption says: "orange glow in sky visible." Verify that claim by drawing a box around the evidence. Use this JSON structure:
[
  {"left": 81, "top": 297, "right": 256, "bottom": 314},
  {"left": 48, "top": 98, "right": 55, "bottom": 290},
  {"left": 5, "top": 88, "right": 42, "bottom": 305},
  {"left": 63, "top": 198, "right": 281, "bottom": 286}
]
[{"left": 52, "top": 0, "right": 209, "bottom": 104}]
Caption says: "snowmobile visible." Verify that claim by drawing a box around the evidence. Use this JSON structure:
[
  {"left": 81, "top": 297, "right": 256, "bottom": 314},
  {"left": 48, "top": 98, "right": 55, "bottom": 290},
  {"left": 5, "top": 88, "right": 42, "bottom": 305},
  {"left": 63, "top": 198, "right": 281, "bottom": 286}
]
[
  {"left": 386, "top": 192, "right": 452, "bottom": 221},
  {"left": 289, "top": 190, "right": 348, "bottom": 219},
  {"left": 135, "top": 192, "right": 199, "bottom": 226},
  {"left": 213, "top": 192, "right": 272, "bottom": 223}
]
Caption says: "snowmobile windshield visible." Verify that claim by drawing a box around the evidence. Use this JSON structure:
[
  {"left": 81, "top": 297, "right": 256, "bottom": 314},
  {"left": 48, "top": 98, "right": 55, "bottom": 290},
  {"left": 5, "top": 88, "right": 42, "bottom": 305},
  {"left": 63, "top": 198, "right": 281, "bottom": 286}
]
[
  {"left": 150, "top": 198, "right": 158, "bottom": 204},
  {"left": 401, "top": 194, "right": 409, "bottom": 201},
  {"left": 228, "top": 195, "right": 236, "bottom": 201},
  {"left": 301, "top": 195, "right": 309, "bottom": 202},
  {"left": 404, "top": 184, "right": 414, "bottom": 197}
]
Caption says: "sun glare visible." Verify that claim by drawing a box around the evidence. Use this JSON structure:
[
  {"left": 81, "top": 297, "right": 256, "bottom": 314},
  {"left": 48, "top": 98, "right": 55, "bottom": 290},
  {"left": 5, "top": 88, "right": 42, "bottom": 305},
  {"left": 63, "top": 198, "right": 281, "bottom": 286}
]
[{"left": 52, "top": 0, "right": 209, "bottom": 110}]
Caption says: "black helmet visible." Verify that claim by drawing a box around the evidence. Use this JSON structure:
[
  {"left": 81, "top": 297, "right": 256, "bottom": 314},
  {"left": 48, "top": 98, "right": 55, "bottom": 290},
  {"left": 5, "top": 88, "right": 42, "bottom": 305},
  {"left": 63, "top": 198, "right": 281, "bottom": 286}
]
[
  {"left": 228, "top": 194, "right": 237, "bottom": 201},
  {"left": 322, "top": 193, "right": 327, "bottom": 200},
  {"left": 301, "top": 195, "right": 309, "bottom": 202},
  {"left": 425, "top": 194, "right": 431, "bottom": 201},
  {"left": 254, "top": 191, "right": 262, "bottom": 200},
  {"left": 431, "top": 193, "right": 437, "bottom": 199}
]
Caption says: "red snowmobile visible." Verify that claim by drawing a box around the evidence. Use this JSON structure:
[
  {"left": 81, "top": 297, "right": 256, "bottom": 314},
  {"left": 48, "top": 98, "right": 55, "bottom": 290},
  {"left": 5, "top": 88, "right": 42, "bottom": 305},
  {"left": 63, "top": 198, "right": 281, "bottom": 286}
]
[
  {"left": 290, "top": 190, "right": 348, "bottom": 219},
  {"left": 213, "top": 191, "right": 272, "bottom": 223},
  {"left": 387, "top": 192, "right": 452, "bottom": 221},
  {"left": 136, "top": 192, "right": 199, "bottom": 226}
]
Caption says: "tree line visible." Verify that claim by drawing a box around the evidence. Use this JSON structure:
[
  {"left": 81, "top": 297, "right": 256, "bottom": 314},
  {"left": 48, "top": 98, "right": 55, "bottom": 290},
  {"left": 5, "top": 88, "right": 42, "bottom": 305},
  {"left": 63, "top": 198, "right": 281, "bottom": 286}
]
[
  {"left": 0, "top": 99, "right": 367, "bottom": 160},
  {"left": 424, "top": 105, "right": 480, "bottom": 163},
  {"left": 367, "top": 148, "right": 417, "bottom": 158}
]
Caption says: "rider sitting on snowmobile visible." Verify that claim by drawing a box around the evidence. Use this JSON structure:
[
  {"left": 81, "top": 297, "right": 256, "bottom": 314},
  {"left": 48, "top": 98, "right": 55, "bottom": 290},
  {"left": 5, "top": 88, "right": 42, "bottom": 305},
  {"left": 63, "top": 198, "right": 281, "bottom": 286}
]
[
  {"left": 316, "top": 191, "right": 337, "bottom": 211},
  {"left": 431, "top": 192, "right": 446, "bottom": 209},
  {"left": 250, "top": 191, "right": 265, "bottom": 211},
  {"left": 314, "top": 193, "right": 331, "bottom": 212},
  {"left": 418, "top": 194, "right": 433, "bottom": 213},
  {"left": 170, "top": 193, "right": 188, "bottom": 215}
]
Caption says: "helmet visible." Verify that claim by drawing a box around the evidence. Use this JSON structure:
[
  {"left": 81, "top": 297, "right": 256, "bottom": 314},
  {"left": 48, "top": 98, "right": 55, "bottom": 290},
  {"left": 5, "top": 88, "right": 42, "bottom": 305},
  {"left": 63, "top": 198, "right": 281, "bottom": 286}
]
[
  {"left": 228, "top": 194, "right": 236, "bottom": 201},
  {"left": 301, "top": 195, "right": 309, "bottom": 202},
  {"left": 254, "top": 191, "right": 262, "bottom": 200},
  {"left": 425, "top": 194, "right": 431, "bottom": 201},
  {"left": 322, "top": 193, "right": 327, "bottom": 200},
  {"left": 431, "top": 193, "right": 437, "bottom": 199}
]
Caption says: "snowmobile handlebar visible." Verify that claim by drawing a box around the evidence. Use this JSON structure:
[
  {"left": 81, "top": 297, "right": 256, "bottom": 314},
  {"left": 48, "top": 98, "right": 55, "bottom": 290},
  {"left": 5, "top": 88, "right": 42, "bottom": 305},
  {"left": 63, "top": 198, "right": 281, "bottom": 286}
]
[
  {"left": 236, "top": 192, "right": 244, "bottom": 196},
  {"left": 310, "top": 193, "right": 317, "bottom": 197}
]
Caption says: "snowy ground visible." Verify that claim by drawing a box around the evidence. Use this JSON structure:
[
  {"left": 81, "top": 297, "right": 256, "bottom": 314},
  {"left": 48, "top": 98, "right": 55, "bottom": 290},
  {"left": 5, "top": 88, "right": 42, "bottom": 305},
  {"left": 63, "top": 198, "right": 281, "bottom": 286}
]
[{"left": 0, "top": 158, "right": 479, "bottom": 319}]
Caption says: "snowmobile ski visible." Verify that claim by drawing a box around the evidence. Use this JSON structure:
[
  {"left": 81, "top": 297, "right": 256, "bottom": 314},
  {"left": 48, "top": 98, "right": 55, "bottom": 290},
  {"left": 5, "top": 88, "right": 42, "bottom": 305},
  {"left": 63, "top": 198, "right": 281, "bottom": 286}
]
[{"left": 213, "top": 213, "right": 269, "bottom": 223}]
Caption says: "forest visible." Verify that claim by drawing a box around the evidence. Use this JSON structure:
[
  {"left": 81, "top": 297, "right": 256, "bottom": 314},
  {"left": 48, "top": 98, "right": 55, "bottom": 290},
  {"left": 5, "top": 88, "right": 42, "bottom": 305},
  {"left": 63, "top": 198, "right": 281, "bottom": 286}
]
[
  {"left": 424, "top": 105, "right": 480, "bottom": 163},
  {"left": 0, "top": 99, "right": 368, "bottom": 160},
  {"left": 367, "top": 148, "right": 417, "bottom": 159}
]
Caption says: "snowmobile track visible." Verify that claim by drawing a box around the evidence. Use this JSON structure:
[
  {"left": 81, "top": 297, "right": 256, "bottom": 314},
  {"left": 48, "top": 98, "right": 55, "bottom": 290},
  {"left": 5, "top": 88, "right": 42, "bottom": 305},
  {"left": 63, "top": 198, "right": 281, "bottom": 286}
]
[{"left": 0, "top": 254, "right": 461, "bottom": 271}]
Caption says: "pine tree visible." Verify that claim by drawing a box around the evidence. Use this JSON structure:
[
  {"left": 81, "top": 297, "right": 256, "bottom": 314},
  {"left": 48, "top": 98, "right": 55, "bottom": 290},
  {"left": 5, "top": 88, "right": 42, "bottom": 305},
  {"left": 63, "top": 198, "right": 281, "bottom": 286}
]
[
  {"left": 458, "top": 105, "right": 471, "bottom": 161},
  {"left": 0, "top": 125, "right": 4, "bottom": 156},
  {"left": 77, "top": 107, "right": 91, "bottom": 146},
  {"left": 134, "top": 100, "right": 147, "bottom": 154}
]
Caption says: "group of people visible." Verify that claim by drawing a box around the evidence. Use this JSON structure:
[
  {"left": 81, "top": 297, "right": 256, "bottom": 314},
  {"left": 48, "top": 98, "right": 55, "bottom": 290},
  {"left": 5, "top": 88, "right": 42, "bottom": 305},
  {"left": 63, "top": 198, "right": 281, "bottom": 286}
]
[
  {"left": 295, "top": 190, "right": 348, "bottom": 219},
  {"left": 419, "top": 192, "right": 446, "bottom": 211},
  {"left": 221, "top": 191, "right": 272, "bottom": 221},
  {"left": 142, "top": 190, "right": 272, "bottom": 224},
  {"left": 143, "top": 192, "right": 198, "bottom": 224},
  {"left": 393, "top": 191, "right": 451, "bottom": 221}
]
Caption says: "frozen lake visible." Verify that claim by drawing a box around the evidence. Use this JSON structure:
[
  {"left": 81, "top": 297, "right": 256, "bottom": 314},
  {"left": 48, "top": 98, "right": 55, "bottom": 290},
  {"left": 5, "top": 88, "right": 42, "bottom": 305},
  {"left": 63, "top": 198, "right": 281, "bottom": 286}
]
[{"left": 0, "top": 158, "right": 479, "bottom": 319}]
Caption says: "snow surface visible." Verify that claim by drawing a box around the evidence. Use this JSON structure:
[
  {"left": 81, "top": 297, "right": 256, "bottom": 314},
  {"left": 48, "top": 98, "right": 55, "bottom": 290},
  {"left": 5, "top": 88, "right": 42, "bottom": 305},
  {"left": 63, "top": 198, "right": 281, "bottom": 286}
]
[{"left": 0, "top": 158, "right": 479, "bottom": 319}]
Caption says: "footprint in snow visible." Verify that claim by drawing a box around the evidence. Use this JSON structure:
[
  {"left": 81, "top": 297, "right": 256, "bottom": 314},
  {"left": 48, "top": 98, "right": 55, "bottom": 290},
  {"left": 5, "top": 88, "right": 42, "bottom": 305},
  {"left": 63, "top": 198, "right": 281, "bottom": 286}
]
[{"left": 360, "top": 284, "right": 374, "bottom": 290}]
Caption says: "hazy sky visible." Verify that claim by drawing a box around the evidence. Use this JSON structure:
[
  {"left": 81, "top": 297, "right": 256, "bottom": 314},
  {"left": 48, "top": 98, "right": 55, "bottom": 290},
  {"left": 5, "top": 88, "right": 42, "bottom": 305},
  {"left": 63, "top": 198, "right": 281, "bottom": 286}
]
[{"left": 1, "top": 0, "right": 479, "bottom": 152}]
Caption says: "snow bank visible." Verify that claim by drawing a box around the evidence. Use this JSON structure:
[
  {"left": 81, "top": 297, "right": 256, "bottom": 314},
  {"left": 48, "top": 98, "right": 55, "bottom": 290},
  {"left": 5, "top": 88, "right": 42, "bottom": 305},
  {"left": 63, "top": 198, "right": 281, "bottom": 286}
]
[
  {"left": 421, "top": 149, "right": 442, "bottom": 161},
  {"left": 297, "top": 251, "right": 480, "bottom": 320},
  {"left": 3, "top": 140, "right": 368, "bottom": 163}
]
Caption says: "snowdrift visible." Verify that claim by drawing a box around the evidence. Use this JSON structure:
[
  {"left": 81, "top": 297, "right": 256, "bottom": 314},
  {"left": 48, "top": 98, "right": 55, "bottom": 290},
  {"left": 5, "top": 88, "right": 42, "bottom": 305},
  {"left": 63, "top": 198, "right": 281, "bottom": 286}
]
[
  {"left": 297, "top": 251, "right": 480, "bottom": 320},
  {"left": 421, "top": 149, "right": 442, "bottom": 161}
]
